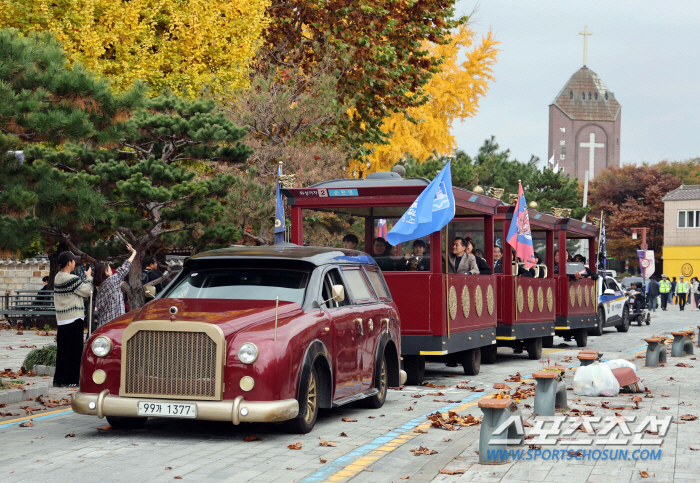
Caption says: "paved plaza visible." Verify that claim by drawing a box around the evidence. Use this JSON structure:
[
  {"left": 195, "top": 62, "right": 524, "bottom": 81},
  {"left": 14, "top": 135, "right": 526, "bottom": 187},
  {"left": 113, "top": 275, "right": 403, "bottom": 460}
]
[{"left": 1, "top": 307, "right": 698, "bottom": 483}]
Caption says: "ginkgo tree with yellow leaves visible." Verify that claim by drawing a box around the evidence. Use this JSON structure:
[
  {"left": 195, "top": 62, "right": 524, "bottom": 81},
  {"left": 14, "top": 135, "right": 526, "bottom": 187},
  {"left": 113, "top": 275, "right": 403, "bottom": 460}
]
[
  {"left": 349, "top": 25, "right": 499, "bottom": 177},
  {"left": 0, "top": 0, "right": 270, "bottom": 94}
]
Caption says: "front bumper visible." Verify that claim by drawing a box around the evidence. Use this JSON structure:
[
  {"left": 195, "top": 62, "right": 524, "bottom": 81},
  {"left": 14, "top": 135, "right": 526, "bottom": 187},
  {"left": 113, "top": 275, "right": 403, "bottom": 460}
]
[{"left": 71, "top": 390, "right": 299, "bottom": 425}]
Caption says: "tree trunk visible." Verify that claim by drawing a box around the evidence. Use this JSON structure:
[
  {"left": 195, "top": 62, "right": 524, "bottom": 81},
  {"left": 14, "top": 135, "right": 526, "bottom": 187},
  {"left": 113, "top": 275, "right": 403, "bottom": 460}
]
[{"left": 46, "top": 242, "right": 67, "bottom": 290}]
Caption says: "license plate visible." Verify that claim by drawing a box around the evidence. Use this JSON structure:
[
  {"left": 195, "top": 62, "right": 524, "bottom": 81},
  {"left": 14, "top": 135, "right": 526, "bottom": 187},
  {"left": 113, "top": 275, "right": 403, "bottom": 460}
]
[{"left": 137, "top": 401, "right": 197, "bottom": 418}]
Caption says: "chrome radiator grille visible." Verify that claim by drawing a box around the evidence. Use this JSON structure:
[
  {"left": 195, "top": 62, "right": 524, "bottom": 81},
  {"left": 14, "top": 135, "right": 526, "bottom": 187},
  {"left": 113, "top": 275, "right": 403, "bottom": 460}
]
[{"left": 124, "top": 330, "right": 219, "bottom": 399}]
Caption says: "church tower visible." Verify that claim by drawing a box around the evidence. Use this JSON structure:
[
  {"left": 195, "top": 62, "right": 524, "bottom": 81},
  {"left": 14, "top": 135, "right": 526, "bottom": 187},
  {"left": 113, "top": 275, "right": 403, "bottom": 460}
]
[{"left": 548, "top": 27, "right": 621, "bottom": 180}]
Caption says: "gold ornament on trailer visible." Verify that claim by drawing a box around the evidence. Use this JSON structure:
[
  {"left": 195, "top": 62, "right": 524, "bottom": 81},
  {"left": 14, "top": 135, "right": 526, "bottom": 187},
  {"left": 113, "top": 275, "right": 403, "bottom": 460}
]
[
  {"left": 461, "top": 286, "right": 471, "bottom": 318},
  {"left": 527, "top": 286, "right": 535, "bottom": 313},
  {"left": 486, "top": 285, "right": 494, "bottom": 315},
  {"left": 475, "top": 285, "right": 484, "bottom": 317},
  {"left": 516, "top": 285, "right": 524, "bottom": 313},
  {"left": 537, "top": 287, "right": 544, "bottom": 312},
  {"left": 584, "top": 286, "right": 590, "bottom": 307},
  {"left": 576, "top": 285, "right": 583, "bottom": 307},
  {"left": 547, "top": 287, "right": 554, "bottom": 312},
  {"left": 448, "top": 286, "right": 457, "bottom": 320},
  {"left": 569, "top": 285, "right": 575, "bottom": 307}
]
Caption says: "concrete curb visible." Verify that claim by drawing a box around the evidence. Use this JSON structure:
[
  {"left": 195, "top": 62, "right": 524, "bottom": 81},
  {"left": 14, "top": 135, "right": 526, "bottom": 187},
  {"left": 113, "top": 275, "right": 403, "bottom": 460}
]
[
  {"left": 34, "top": 365, "right": 55, "bottom": 377},
  {"left": 0, "top": 382, "right": 50, "bottom": 405}
]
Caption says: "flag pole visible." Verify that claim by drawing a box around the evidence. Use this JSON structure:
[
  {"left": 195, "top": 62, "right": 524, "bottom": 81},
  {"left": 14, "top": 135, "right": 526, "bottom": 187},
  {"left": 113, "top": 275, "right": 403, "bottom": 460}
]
[
  {"left": 445, "top": 222, "right": 450, "bottom": 339},
  {"left": 514, "top": 180, "right": 520, "bottom": 321}
]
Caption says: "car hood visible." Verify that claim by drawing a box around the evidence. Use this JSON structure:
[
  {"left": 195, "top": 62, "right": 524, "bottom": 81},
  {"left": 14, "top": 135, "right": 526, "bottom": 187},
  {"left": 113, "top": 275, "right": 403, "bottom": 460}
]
[{"left": 131, "top": 298, "right": 304, "bottom": 335}]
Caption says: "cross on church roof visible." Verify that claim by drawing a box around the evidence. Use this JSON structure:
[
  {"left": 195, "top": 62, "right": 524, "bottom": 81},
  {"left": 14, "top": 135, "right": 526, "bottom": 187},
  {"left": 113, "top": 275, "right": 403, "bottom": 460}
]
[{"left": 579, "top": 26, "right": 592, "bottom": 66}]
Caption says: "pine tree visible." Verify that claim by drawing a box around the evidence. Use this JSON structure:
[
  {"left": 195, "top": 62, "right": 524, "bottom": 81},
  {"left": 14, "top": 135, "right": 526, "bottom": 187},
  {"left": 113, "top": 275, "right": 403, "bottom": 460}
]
[{"left": 0, "top": 30, "right": 252, "bottom": 307}]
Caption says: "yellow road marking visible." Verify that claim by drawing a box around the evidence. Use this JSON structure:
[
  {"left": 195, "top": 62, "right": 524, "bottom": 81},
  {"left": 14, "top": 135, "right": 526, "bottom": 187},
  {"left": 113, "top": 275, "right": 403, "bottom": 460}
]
[
  {"left": 323, "top": 390, "right": 500, "bottom": 482},
  {"left": 0, "top": 407, "right": 72, "bottom": 426}
]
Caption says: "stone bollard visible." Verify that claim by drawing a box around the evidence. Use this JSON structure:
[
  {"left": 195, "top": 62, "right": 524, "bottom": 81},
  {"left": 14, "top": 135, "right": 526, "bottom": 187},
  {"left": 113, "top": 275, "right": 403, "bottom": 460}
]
[
  {"left": 644, "top": 338, "right": 667, "bottom": 367},
  {"left": 533, "top": 370, "right": 567, "bottom": 416},
  {"left": 671, "top": 332, "right": 689, "bottom": 357},
  {"left": 578, "top": 352, "right": 597, "bottom": 366},
  {"left": 478, "top": 398, "right": 525, "bottom": 464},
  {"left": 697, "top": 326, "right": 700, "bottom": 346},
  {"left": 682, "top": 330, "right": 694, "bottom": 355}
]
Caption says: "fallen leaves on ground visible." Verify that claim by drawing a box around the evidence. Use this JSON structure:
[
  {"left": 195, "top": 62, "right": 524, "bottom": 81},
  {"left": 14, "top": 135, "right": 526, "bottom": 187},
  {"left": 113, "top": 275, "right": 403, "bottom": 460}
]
[
  {"left": 529, "top": 444, "right": 542, "bottom": 450},
  {"left": 662, "top": 394, "right": 670, "bottom": 397},
  {"left": 410, "top": 445, "right": 437, "bottom": 456},
  {"left": 287, "top": 442, "right": 302, "bottom": 450},
  {"left": 443, "top": 438, "right": 452, "bottom": 442},
  {"left": 493, "top": 383, "right": 510, "bottom": 390},
  {"left": 639, "top": 470, "right": 652, "bottom": 478},
  {"left": 601, "top": 402, "right": 638, "bottom": 411},
  {"left": 0, "top": 412, "right": 19, "bottom": 417},
  {"left": 504, "top": 372, "right": 521, "bottom": 382},
  {"left": 455, "top": 384, "right": 475, "bottom": 390},
  {"left": 318, "top": 437, "right": 336, "bottom": 447},
  {"left": 19, "top": 420, "right": 33, "bottom": 427},
  {"left": 661, "top": 407, "right": 670, "bottom": 410},
  {"left": 96, "top": 425, "right": 114, "bottom": 432},
  {"left": 389, "top": 386, "right": 405, "bottom": 390},
  {"left": 427, "top": 392, "right": 444, "bottom": 396},
  {"left": 341, "top": 418, "right": 357, "bottom": 422},
  {"left": 65, "top": 433, "right": 75, "bottom": 438},
  {"left": 165, "top": 467, "right": 172, "bottom": 470},
  {"left": 21, "top": 406, "right": 42, "bottom": 415},
  {"left": 689, "top": 447, "right": 698, "bottom": 451},
  {"left": 174, "top": 477, "right": 183, "bottom": 480},
  {"left": 405, "top": 406, "right": 414, "bottom": 411},
  {"left": 421, "top": 382, "right": 447, "bottom": 389},
  {"left": 427, "top": 411, "right": 481, "bottom": 431},
  {"left": 680, "top": 414, "right": 698, "bottom": 421},
  {"left": 319, "top": 458, "right": 327, "bottom": 463},
  {"left": 433, "top": 399, "right": 462, "bottom": 403},
  {"left": 244, "top": 435, "right": 264, "bottom": 442},
  {"left": 413, "top": 428, "right": 428, "bottom": 434},
  {"left": 523, "top": 421, "right": 533, "bottom": 428},
  {"left": 411, "top": 394, "right": 422, "bottom": 398},
  {"left": 676, "top": 363, "right": 694, "bottom": 368},
  {"left": 18, "top": 345, "right": 37, "bottom": 349},
  {"left": 439, "top": 469, "right": 465, "bottom": 475},
  {"left": 339, "top": 432, "right": 348, "bottom": 437}
]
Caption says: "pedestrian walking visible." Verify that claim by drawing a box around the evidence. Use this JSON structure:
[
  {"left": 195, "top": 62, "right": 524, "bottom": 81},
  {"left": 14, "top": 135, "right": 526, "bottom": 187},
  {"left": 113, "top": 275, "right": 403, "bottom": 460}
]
[
  {"left": 659, "top": 274, "right": 671, "bottom": 311},
  {"left": 691, "top": 277, "right": 700, "bottom": 310},
  {"left": 94, "top": 244, "right": 137, "bottom": 328},
  {"left": 53, "top": 251, "right": 92, "bottom": 388},
  {"left": 646, "top": 275, "right": 659, "bottom": 312},
  {"left": 676, "top": 275, "right": 690, "bottom": 311},
  {"left": 671, "top": 277, "right": 677, "bottom": 304}
]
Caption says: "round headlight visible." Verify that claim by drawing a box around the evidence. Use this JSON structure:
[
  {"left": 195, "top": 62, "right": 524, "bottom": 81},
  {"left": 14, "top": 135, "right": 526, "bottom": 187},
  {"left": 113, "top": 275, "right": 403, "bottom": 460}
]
[
  {"left": 91, "top": 336, "right": 113, "bottom": 358},
  {"left": 238, "top": 343, "right": 259, "bottom": 364}
]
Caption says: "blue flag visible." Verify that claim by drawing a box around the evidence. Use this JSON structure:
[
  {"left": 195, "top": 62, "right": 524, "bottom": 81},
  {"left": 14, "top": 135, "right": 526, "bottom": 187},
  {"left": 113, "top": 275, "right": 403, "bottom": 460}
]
[
  {"left": 386, "top": 161, "right": 455, "bottom": 246},
  {"left": 274, "top": 165, "right": 285, "bottom": 244}
]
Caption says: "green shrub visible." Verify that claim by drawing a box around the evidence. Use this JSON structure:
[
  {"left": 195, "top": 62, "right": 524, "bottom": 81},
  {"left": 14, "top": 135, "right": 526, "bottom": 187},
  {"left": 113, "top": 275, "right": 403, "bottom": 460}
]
[{"left": 23, "top": 345, "right": 57, "bottom": 371}]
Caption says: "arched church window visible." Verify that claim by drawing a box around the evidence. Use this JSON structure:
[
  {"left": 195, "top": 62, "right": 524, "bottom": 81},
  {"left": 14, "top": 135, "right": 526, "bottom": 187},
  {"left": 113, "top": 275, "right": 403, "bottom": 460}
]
[
  {"left": 582, "top": 92, "right": 585, "bottom": 100},
  {"left": 605, "top": 92, "right": 608, "bottom": 100},
  {"left": 595, "top": 92, "right": 598, "bottom": 100},
  {"left": 588, "top": 92, "right": 591, "bottom": 100},
  {"left": 570, "top": 91, "right": 573, "bottom": 99}
]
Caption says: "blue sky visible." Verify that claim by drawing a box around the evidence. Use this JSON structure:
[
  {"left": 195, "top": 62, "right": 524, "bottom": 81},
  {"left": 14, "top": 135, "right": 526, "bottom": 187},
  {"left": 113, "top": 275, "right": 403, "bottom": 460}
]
[{"left": 452, "top": 0, "right": 700, "bottom": 167}]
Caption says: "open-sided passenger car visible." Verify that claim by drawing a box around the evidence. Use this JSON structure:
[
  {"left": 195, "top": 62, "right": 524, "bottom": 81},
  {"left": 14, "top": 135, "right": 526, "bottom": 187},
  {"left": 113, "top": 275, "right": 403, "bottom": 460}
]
[{"left": 72, "top": 246, "right": 406, "bottom": 433}]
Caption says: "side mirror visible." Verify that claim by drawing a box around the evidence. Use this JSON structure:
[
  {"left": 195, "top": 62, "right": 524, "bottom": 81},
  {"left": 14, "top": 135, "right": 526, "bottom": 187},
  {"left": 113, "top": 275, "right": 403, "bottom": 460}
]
[
  {"left": 331, "top": 285, "right": 345, "bottom": 302},
  {"left": 604, "top": 289, "right": 615, "bottom": 295}
]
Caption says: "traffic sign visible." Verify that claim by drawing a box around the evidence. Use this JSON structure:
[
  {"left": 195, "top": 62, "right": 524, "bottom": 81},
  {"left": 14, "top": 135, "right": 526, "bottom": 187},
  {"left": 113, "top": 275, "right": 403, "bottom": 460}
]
[{"left": 641, "top": 258, "right": 651, "bottom": 269}]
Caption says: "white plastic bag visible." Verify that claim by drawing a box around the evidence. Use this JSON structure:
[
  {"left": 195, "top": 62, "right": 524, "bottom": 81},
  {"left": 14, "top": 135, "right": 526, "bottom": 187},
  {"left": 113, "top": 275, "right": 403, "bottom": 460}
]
[
  {"left": 573, "top": 362, "right": 620, "bottom": 397},
  {"left": 604, "top": 359, "right": 638, "bottom": 373}
]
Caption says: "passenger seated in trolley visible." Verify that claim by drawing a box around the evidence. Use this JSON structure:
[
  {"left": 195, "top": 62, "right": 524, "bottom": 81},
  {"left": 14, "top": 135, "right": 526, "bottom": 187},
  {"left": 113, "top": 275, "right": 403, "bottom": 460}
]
[
  {"left": 343, "top": 234, "right": 359, "bottom": 250},
  {"left": 399, "top": 239, "right": 430, "bottom": 271},
  {"left": 554, "top": 249, "right": 582, "bottom": 280},
  {"left": 515, "top": 254, "right": 535, "bottom": 277},
  {"left": 473, "top": 248, "right": 493, "bottom": 275},
  {"left": 493, "top": 245, "right": 503, "bottom": 274},
  {"left": 572, "top": 254, "right": 599, "bottom": 280},
  {"left": 447, "top": 237, "right": 479, "bottom": 275}
]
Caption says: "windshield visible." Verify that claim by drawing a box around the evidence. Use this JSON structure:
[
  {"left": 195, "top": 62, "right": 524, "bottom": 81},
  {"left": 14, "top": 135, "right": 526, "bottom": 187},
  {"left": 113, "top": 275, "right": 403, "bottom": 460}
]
[{"left": 166, "top": 268, "right": 310, "bottom": 304}]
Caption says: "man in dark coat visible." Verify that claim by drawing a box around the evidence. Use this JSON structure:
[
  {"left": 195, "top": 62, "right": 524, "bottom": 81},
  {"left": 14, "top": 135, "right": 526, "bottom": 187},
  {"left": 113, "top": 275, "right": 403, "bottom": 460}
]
[{"left": 646, "top": 276, "right": 659, "bottom": 312}]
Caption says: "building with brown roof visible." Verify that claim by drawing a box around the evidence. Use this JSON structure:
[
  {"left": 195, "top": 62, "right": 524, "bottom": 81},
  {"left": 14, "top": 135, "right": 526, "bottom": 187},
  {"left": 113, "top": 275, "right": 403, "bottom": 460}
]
[
  {"left": 662, "top": 184, "right": 700, "bottom": 279},
  {"left": 548, "top": 67, "right": 621, "bottom": 180}
]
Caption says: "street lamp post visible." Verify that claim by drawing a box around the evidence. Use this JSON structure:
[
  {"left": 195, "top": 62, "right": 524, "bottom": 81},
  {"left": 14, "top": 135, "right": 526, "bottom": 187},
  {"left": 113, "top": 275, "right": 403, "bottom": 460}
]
[{"left": 631, "top": 227, "right": 650, "bottom": 287}]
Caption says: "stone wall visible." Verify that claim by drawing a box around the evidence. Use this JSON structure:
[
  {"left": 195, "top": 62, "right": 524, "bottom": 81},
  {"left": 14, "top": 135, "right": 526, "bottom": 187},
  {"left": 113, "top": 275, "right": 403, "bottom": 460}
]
[{"left": 0, "top": 257, "right": 50, "bottom": 293}]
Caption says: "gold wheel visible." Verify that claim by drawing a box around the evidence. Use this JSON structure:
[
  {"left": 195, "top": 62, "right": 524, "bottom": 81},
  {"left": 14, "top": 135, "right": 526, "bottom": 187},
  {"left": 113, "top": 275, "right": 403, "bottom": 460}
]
[{"left": 304, "top": 370, "right": 317, "bottom": 424}]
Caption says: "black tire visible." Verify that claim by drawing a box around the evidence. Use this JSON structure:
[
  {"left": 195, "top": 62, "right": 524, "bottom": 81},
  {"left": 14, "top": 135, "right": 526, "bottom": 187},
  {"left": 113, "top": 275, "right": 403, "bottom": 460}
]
[
  {"left": 105, "top": 416, "right": 147, "bottom": 429},
  {"left": 589, "top": 307, "right": 605, "bottom": 337},
  {"left": 462, "top": 348, "right": 481, "bottom": 376},
  {"left": 616, "top": 306, "right": 630, "bottom": 332},
  {"left": 283, "top": 364, "right": 319, "bottom": 434},
  {"left": 482, "top": 344, "right": 498, "bottom": 364},
  {"left": 645, "top": 313, "right": 651, "bottom": 325},
  {"left": 542, "top": 336, "right": 554, "bottom": 349},
  {"left": 575, "top": 328, "right": 588, "bottom": 348},
  {"left": 526, "top": 337, "right": 543, "bottom": 360},
  {"left": 358, "top": 355, "right": 388, "bottom": 409},
  {"left": 403, "top": 355, "right": 425, "bottom": 386},
  {"left": 637, "top": 316, "right": 642, "bottom": 327}
]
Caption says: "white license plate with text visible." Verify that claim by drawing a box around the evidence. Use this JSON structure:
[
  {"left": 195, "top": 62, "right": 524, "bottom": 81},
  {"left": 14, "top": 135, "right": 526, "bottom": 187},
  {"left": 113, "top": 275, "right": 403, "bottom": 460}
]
[{"left": 137, "top": 401, "right": 197, "bottom": 418}]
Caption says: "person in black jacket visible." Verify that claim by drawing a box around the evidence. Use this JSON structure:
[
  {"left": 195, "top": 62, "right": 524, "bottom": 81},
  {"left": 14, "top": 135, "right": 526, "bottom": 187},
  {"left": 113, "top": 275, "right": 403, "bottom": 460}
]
[
  {"left": 473, "top": 249, "right": 492, "bottom": 275},
  {"left": 493, "top": 245, "right": 503, "bottom": 274},
  {"left": 646, "top": 276, "right": 659, "bottom": 312},
  {"left": 142, "top": 256, "right": 164, "bottom": 293},
  {"left": 573, "top": 255, "right": 599, "bottom": 281}
]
